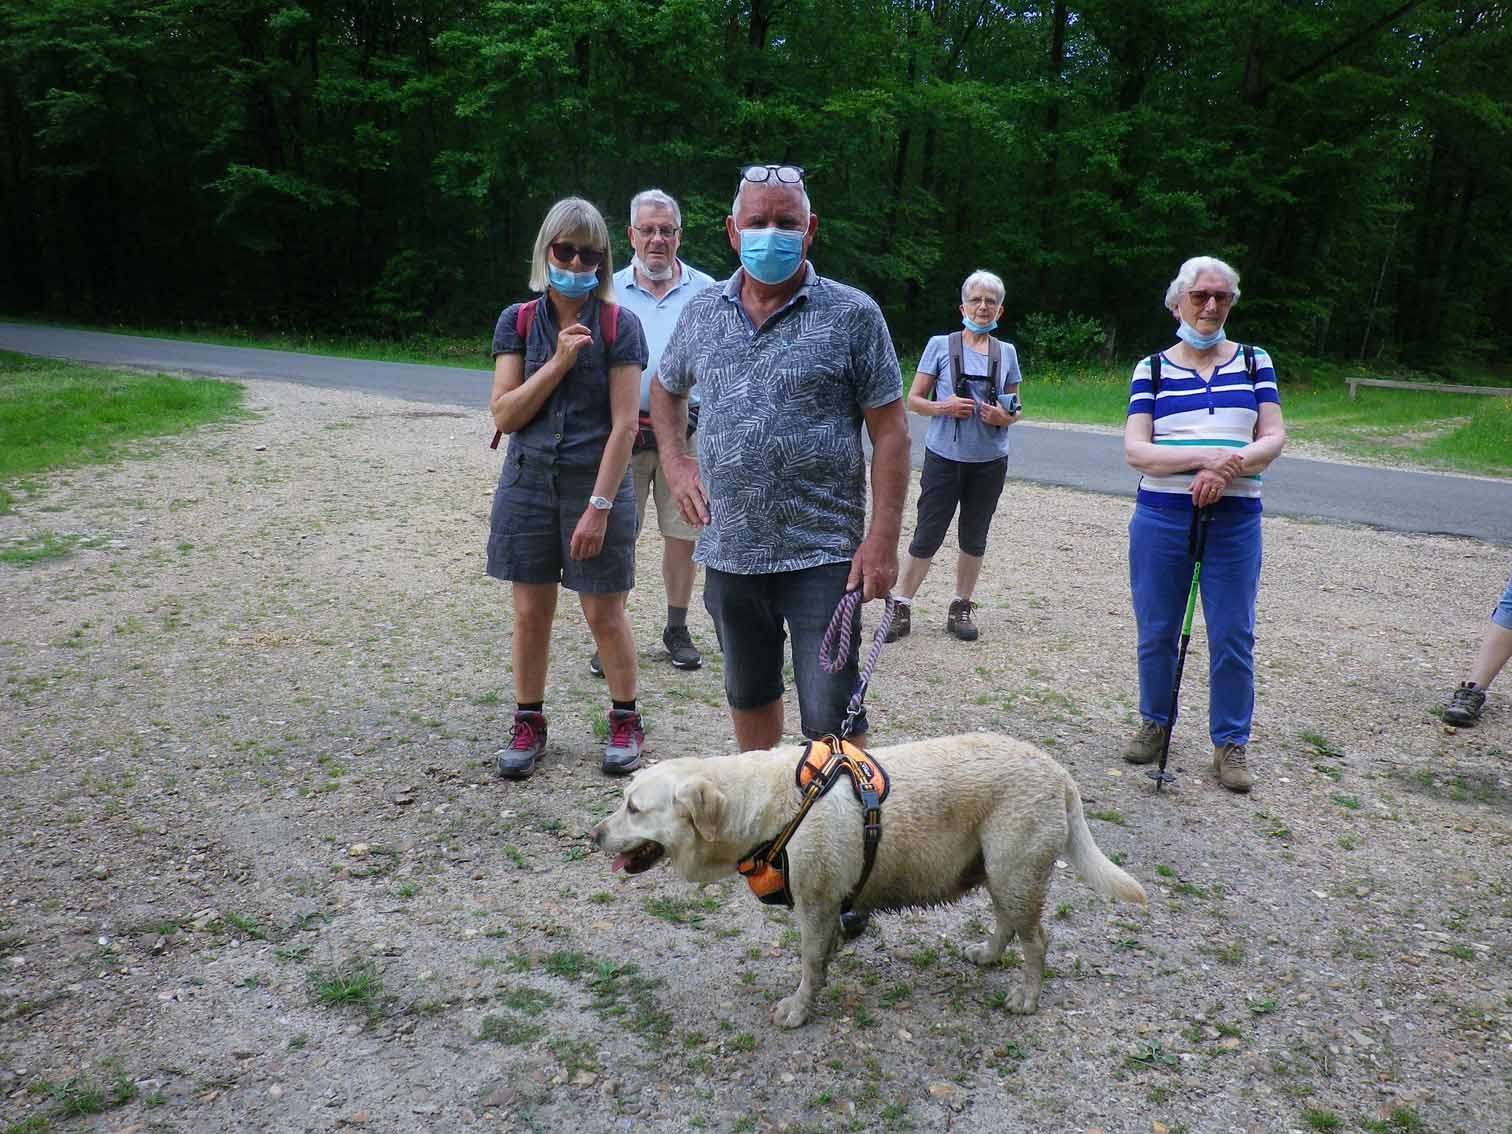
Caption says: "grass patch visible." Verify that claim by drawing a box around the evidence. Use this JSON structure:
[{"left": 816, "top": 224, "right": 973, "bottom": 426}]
[
  {"left": 309, "top": 959, "right": 381, "bottom": 1009},
  {"left": 0, "top": 530, "right": 106, "bottom": 565},
  {"left": 478, "top": 1015, "right": 544, "bottom": 1045},
  {"left": 0, "top": 351, "right": 247, "bottom": 512},
  {"left": 644, "top": 895, "right": 720, "bottom": 927}
]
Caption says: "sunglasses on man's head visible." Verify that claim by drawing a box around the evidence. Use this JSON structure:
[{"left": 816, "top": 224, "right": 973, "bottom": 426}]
[
  {"left": 740, "top": 163, "right": 806, "bottom": 186},
  {"left": 549, "top": 241, "right": 604, "bottom": 269}
]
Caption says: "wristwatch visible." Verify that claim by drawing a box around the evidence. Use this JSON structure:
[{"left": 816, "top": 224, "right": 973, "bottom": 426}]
[{"left": 588, "top": 495, "right": 613, "bottom": 511}]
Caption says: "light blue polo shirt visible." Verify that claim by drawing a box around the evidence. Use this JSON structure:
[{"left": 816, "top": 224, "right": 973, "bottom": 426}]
[{"left": 613, "top": 259, "right": 717, "bottom": 411}]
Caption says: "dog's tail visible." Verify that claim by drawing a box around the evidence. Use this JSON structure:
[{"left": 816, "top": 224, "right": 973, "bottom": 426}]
[{"left": 1063, "top": 779, "right": 1147, "bottom": 905}]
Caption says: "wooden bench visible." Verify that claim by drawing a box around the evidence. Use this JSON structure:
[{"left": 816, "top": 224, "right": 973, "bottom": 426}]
[{"left": 1346, "top": 376, "right": 1512, "bottom": 401}]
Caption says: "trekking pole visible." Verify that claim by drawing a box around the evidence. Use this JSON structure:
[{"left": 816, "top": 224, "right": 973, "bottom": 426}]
[{"left": 1149, "top": 505, "right": 1213, "bottom": 792}]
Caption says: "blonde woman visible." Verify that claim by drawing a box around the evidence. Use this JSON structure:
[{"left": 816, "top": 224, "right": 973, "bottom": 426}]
[{"left": 487, "top": 197, "right": 649, "bottom": 779}]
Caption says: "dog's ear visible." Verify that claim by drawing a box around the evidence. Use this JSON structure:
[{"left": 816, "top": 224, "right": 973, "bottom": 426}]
[{"left": 673, "top": 777, "right": 727, "bottom": 842}]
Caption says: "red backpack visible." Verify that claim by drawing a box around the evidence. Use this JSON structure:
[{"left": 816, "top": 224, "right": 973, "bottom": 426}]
[{"left": 489, "top": 298, "right": 620, "bottom": 449}]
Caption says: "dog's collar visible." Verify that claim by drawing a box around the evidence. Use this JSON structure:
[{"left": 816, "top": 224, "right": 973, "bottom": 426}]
[{"left": 737, "top": 736, "right": 888, "bottom": 910}]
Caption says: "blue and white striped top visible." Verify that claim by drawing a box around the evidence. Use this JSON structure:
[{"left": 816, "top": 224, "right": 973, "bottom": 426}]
[{"left": 1126, "top": 345, "right": 1281, "bottom": 514}]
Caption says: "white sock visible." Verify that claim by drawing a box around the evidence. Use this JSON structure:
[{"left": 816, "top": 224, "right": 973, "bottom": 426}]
[{"left": 895, "top": 596, "right": 912, "bottom": 607}]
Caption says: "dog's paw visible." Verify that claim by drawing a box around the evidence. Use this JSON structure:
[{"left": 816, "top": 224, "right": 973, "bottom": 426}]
[
  {"left": 964, "top": 941, "right": 1001, "bottom": 967},
  {"left": 771, "top": 995, "right": 811, "bottom": 1028},
  {"left": 1004, "top": 985, "right": 1040, "bottom": 1014}
]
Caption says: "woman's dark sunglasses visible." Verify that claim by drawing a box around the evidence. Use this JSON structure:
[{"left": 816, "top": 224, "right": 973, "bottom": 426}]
[
  {"left": 549, "top": 241, "right": 605, "bottom": 269},
  {"left": 740, "top": 164, "right": 805, "bottom": 186}
]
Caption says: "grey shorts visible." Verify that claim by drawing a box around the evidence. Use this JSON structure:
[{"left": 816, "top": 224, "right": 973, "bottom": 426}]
[{"left": 486, "top": 452, "right": 636, "bottom": 594}]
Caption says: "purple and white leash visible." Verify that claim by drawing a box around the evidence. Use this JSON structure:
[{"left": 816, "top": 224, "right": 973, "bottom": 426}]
[{"left": 819, "top": 590, "right": 897, "bottom": 739}]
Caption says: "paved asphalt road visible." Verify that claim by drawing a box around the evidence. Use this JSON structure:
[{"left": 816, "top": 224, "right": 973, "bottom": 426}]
[{"left": 4, "top": 322, "right": 1509, "bottom": 545}]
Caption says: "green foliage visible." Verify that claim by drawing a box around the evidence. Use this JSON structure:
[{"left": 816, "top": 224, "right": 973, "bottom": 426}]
[{"left": 1, "top": 2, "right": 1508, "bottom": 365}]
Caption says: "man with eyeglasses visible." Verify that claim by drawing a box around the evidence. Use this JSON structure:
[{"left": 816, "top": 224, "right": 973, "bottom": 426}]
[
  {"left": 650, "top": 163, "right": 910, "bottom": 753},
  {"left": 584, "top": 189, "right": 717, "bottom": 679}
]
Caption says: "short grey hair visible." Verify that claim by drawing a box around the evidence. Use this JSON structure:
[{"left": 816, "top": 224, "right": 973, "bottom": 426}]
[
  {"left": 730, "top": 178, "right": 812, "bottom": 221},
  {"left": 960, "top": 269, "right": 1005, "bottom": 305},
  {"left": 528, "top": 197, "right": 616, "bottom": 301},
  {"left": 629, "top": 188, "right": 682, "bottom": 228},
  {"left": 1164, "top": 256, "right": 1241, "bottom": 312}
]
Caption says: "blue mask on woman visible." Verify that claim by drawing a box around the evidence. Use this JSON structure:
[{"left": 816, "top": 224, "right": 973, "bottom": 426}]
[
  {"left": 1176, "top": 318, "right": 1226, "bottom": 350},
  {"left": 739, "top": 227, "right": 805, "bottom": 285},
  {"left": 962, "top": 317, "right": 998, "bottom": 334},
  {"left": 547, "top": 263, "right": 599, "bottom": 298}
]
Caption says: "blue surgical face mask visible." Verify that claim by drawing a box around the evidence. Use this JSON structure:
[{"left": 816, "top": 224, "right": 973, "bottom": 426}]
[
  {"left": 962, "top": 316, "right": 998, "bottom": 334},
  {"left": 1176, "top": 318, "right": 1226, "bottom": 350},
  {"left": 547, "top": 263, "right": 599, "bottom": 298},
  {"left": 739, "top": 227, "right": 806, "bottom": 285}
]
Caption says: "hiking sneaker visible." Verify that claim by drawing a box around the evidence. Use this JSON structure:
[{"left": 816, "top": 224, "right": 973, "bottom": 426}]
[
  {"left": 1442, "top": 681, "right": 1486, "bottom": 726},
  {"left": 1213, "top": 743, "right": 1253, "bottom": 793},
  {"left": 663, "top": 625, "right": 702, "bottom": 670},
  {"left": 602, "top": 709, "right": 645, "bottom": 775},
  {"left": 497, "top": 711, "right": 547, "bottom": 780},
  {"left": 946, "top": 599, "right": 979, "bottom": 642},
  {"left": 587, "top": 651, "right": 604, "bottom": 678},
  {"left": 883, "top": 602, "right": 911, "bottom": 644},
  {"left": 1123, "top": 719, "right": 1167, "bottom": 765}
]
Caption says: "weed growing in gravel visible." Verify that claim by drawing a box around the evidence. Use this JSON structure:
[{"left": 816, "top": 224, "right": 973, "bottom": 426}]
[
  {"left": 478, "top": 1015, "right": 544, "bottom": 1046},
  {"left": 0, "top": 531, "right": 104, "bottom": 565},
  {"left": 225, "top": 912, "right": 265, "bottom": 939},
  {"left": 1360, "top": 1108, "right": 1426, "bottom": 1132},
  {"left": 644, "top": 894, "right": 720, "bottom": 926},
  {"left": 6, "top": 1115, "right": 53, "bottom": 1133},
  {"left": 1123, "top": 1040, "right": 1180, "bottom": 1072},
  {"left": 309, "top": 958, "right": 381, "bottom": 1009},
  {"left": 1302, "top": 1111, "right": 1341, "bottom": 1131},
  {"left": 1087, "top": 808, "right": 1127, "bottom": 826},
  {"left": 502, "top": 844, "right": 526, "bottom": 868},
  {"left": 543, "top": 951, "right": 587, "bottom": 979},
  {"left": 499, "top": 986, "right": 555, "bottom": 1015},
  {"left": 1299, "top": 730, "right": 1344, "bottom": 760}
]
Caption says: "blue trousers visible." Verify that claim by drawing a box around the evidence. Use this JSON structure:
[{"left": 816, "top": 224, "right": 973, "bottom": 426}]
[{"left": 1129, "top": 504, "right": 1262, "bottom": 746}]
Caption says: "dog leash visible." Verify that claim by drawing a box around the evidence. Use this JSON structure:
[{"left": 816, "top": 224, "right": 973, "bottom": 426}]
[{"left": 818, "top": 589, "right": 897, "bottom": 739}]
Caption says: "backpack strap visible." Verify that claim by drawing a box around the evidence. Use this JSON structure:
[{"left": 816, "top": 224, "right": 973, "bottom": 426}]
[
  {"left": 1149, "top": 352, "right": 1162, "bottom": 400},
  {"left": 984, "top": 337, "right": 1002, "bottom": 405},
  {"left": 1243, "top": 343, "right": 1255, "bottom": 380},
  {"left": 514, "top": 297, "right": 538, "bottom": 341},
  {"left": 602, "top": 301, "right": 618, "bottom": 345},
  {"left": 947, "top": 332, "right": 966, "bottom": 398}
]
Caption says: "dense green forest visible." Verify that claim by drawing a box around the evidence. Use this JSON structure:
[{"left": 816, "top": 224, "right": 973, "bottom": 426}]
[{"left": 2, "top": 1, "right": 1508, "bottom": 369}]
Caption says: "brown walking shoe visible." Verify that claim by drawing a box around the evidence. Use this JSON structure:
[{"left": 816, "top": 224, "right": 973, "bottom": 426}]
[
  {"left": 883, "top": 602, "right": 911, "bottom": 643},
  {"left": 946, "top": 598, "right": 978, "bottom": 642},
  {"left": 1213, "top": 743, "right": 1253, "bottom": 793},
  {"left": 1122, "top": 719, "right": 1167, "bottom": 765}
]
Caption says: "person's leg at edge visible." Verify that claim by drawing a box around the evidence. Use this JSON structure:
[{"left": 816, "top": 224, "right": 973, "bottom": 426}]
[
  {"left": 895, "top": 553, "right": 933, "bottom": 601},
  {"left": 733, "top": 700, "right": 785, "bottom": 751},
  {"left": 512, "top": 582, "right": 560, "bottom": 702},
  {"left": 1128, "top": 505, "right": 1192, "bottom": 729},
  {"left": 1468, "top": 575, "right": 1512, "bottom": 689}
]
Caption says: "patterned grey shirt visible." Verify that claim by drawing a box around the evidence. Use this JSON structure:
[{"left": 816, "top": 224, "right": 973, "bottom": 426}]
[{"left": 658, "top": 265, "right": 903, "bottom": 574}]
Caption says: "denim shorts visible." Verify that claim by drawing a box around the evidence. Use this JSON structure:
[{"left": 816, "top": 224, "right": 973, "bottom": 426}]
[
  {"left": 703, "top": 562, "right": 866, "bottom": 739},
  {"left": 486, "top": 451, "right": 636, "bottom": 594},
  {"left": 1494, "top": 569, "right": 1512, "bottom": 631},
  {"left": 908, "top": 450, "right": 1008, "bottom": 559}
]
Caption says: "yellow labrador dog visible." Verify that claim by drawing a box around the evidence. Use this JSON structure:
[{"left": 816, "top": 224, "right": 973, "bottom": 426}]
[{"left": 593, "top": 733, "right": 1146, "bottom": 1028}]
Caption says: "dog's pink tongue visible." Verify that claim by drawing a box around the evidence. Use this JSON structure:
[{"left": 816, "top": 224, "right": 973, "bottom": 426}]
[{"left": 611, "top": 852, "right": 632, "bottom": 873}]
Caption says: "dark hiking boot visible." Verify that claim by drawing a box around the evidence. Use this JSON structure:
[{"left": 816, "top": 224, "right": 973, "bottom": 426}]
[
  {"left": 663, "top": 625, "right": 702, "bottom": 670},
  {"left": 883, "top": 602, "right": 912, "bottom": 644},
  {"left": 840, "top": 908, "right": 870, "bottom": 940},
  {"left": 602, "top": 709, "right": 645, "bottom": 775},
  {"left": 1213, "top": 743, "right": 1253, "bottom": 793},
  {"left": 1442, "top": 682, "right": 1486, "bottom": 726},
  {"left": 946, "top": 599, "right": 979, "bottom": 642},
  {"left": 497, "top": 711, "right": 547, "bottom": 779},
  {"left": 587, "top": 651, "right": 604, "bottom": 678},
  {"left": 1122, "top": 719, "right": 1167, "bottom": 765}
]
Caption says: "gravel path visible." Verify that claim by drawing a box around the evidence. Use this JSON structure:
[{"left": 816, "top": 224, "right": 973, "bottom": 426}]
[{"left": 1, "top": 379, "right": 1508, "bottom": 1134}]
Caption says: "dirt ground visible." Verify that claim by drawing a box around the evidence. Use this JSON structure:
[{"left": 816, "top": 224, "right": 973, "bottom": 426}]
[{"left": 1, "top": 378, "right": 1509, "bottom": 1134}]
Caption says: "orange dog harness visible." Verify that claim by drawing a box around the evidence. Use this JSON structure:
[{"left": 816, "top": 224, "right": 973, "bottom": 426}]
[{"left": 737, "top": 736, "right": 889, "bottom": 911}]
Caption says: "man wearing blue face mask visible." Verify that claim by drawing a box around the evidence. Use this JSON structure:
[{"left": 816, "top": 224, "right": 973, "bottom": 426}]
[{"left": 649, "top": 163, "right": 910, "bottom": 754}]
